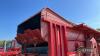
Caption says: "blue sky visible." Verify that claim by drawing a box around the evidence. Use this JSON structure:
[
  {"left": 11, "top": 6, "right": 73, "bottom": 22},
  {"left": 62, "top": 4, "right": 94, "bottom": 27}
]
[{"left": 0, "top": 0, "right": 100, "bottom": 40}]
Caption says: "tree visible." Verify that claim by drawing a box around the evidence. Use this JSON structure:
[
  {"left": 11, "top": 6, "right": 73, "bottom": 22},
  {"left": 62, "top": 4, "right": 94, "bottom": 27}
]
[
  {"left": 0, "top": 41, "right": 11, "bottom": 47},
  {"left": 96, "top": 28, "right": 100, "bottom": 31},
  {"left": 0, "top": 41, "right": 5, "bottom": 47}
]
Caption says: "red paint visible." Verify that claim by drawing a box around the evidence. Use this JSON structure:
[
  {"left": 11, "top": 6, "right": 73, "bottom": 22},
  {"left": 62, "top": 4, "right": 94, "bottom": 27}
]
[{"left": 15, "top": 8, "right": 100, "bottom": 56}]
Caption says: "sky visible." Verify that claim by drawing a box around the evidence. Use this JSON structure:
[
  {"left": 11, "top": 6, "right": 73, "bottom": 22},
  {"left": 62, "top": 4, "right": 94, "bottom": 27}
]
[{"left": 0, "top": 0, "right": 100, "bottom": 40}]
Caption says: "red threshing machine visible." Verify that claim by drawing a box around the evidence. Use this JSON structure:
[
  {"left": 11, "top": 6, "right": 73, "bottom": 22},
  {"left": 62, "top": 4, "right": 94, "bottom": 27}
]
[{"left": 16, "top": 8, "right": 100, "bottom": 56}]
